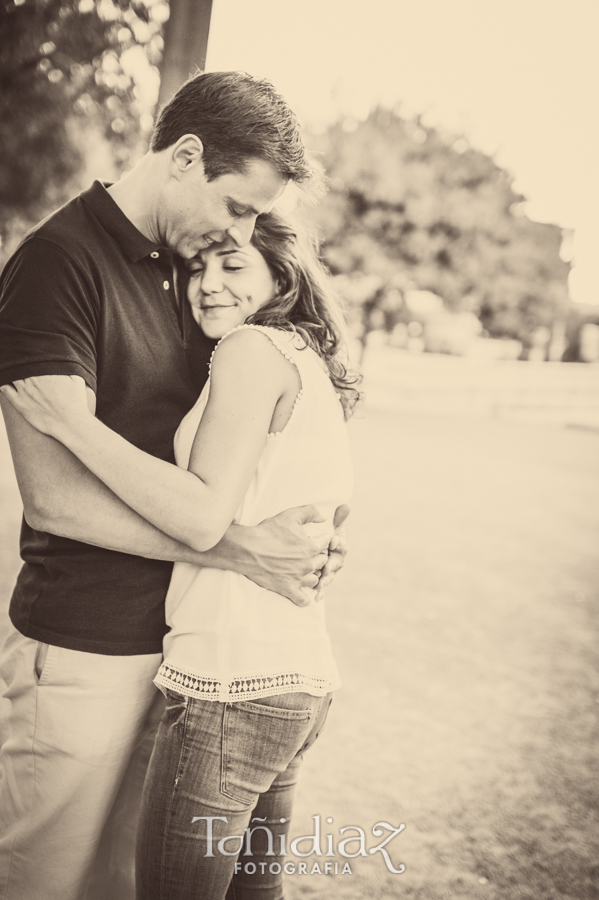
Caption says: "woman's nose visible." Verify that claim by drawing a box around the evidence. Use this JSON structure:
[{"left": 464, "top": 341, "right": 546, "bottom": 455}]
[{"left": 200, "top": 267, "right": 224, "bottom": 295}]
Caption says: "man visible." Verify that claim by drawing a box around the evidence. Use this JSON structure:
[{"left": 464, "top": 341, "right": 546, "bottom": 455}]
[{"left": 0, "top": 71, "right": 347, "bottom": 900}]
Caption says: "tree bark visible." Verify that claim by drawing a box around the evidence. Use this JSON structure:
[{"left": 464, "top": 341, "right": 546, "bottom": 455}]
[{"left": 157, "top": 0, "right": 213, "bottom": 110}]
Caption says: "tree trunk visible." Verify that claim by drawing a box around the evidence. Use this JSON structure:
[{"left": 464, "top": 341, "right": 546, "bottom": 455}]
[{"left": 157, "top": 0, "right": 213, "bottom": 110}]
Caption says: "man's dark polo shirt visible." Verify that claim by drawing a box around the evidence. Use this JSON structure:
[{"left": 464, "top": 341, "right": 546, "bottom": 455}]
[{"left": 0, "top": 181, "right": 215, "bottom": 655}]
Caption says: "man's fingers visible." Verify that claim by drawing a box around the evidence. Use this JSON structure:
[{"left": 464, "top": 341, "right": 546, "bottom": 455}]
[
  {"left": 286, "top": 586, "right": 314, "bottom": 607},
  {"left": 318, "top": 549, "right": 344, "bottom": 582},
  {"left": 317, "top": 535, "right": 331, "bottom": 555},
  {"left": 312, "top": 551, "right": 329, "bottom": 572},
  {"left": 0, "top": 384, "right": 28, "bottom": 414},
  {"left": 319, "top": 558, "right": 334, "bottom": 579},
  {"left": 249, "top": 504, "right": 346, "bottom": 603},
  {"left": 333, "top": 504, "right": 351, "bottom": 531},
  {"left": 318, "top": 566, "right": 337, "bottom": 590},
  {"left": 328, "top": 535, "right": 348, "bottom": 557},
  {"left": 291, "top": 505, "right": 327, "bottom": 526},
  {"left": 300, "top": 571, "right": 321, "bottom": 590},
  {"left": 312, "top": 531, "right": 348, "bottom": 591}
]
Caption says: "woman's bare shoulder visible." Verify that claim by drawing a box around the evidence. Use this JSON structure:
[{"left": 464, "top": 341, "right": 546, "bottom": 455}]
[{"left": 210, "top": 326, "right": 299, "bottom": 379}]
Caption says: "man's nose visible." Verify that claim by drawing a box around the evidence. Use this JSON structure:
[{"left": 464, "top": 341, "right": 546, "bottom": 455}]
[{"left": 227, "top": 216, "right": 256, "bottom": 247}]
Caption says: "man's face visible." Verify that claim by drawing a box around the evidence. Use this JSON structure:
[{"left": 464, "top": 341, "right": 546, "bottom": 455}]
[{"left": 158, "top": 156, "right": 287, "bottom": 259}]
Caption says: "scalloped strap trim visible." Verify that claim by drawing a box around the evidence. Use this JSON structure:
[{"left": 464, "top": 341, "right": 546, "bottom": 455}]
[
  {"left": 208, "top": 324, "right": 304, "bottom": 371},
  {"left": 208, "top": 324, "right": 304, "bottom": 438},
  {"left": 267, "top": 388, "right": 303, "bottom": 438},
  {"left": 155, "top": 661, "right": 335, "bottom": 701}
]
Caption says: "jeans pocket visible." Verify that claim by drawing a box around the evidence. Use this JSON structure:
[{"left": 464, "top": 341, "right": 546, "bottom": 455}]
[
  {"left": 221, "top": 698, "right": 315, "bottom": 806},
  {"left": 236, "top": 690, "right": 316, "bottom": 719},
  {"left": 159, "top": 686, "right": 190, "bottom": 732},
  {"left": 158, "top": 685, "right": 188, "bottom": 703},
  {"left": 297, "top": 692, "right": 334, "bottom": 756}
]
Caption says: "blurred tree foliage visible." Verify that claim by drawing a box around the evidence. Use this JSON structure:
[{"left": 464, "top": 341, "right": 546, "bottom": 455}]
[
  {"left": 0, "top": 0, "right": 167, "bottom": 259},
  {"left": 309, "top": 108, "right": 570, "bottom": 352}
]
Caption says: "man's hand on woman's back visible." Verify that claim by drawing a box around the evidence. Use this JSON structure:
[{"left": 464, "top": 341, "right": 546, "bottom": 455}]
[{"left": 221, "top": 505, "right": 349, "bottom": 607}]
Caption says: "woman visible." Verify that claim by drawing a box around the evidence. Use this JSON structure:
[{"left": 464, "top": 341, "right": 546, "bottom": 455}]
[{"left": 2, "top": 212, "right": 359, "bottom": 899}]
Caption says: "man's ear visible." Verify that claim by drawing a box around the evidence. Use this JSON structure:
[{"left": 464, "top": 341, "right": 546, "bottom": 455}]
[{"left": 170, "top": 134, "right": 205, "bottom": 180}]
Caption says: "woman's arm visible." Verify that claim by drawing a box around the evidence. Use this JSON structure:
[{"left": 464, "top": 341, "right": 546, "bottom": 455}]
[
  {"left": 0, "top": 329, "right": 299, "bottom": 552},
  {"left": 1, "top": 390, "right": 331, "bottom": 606}
]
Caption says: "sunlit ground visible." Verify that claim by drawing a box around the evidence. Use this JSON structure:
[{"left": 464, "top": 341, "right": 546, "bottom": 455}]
[
  {"left": 1, "top": 389, "right": 598, "bottom": 899},
  {"left": 287, "top": 407, "right": 599, "bottom": 899}
]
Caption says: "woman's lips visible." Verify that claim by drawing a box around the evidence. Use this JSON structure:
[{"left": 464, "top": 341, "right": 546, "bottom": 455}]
[{"left": 200, "top": 304, "right": 236, "bottom": 310}]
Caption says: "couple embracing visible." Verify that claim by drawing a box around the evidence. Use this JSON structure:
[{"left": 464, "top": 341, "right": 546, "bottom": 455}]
[{"left": 0, "top": 71, "right": 359, "bottom": 900}]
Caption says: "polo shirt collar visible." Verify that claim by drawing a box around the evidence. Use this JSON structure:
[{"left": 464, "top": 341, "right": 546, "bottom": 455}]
[{"left": 81, "top": 180, "right": 161, "bottom": 263}]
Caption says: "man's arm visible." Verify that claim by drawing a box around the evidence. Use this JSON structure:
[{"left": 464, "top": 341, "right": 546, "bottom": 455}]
[
  {"left": 1, "top": 394, "right": 330, "bottom": 605},
  {"left": 1, "top": 393, "right": 202, "bottom": 560}
]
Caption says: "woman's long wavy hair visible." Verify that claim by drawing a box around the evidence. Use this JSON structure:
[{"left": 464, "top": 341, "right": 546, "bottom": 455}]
[{"left": 246, "top": 211, "right": 362, "bottom": 419}]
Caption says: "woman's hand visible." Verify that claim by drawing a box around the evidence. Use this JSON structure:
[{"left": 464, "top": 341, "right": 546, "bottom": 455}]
[{"left": 0, "top": 375, "right": 92, "bottom": 441}]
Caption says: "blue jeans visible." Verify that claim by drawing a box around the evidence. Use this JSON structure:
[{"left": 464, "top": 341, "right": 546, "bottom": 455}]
[{"left": 136, "top": 689, "right": 333, "bottom": 900}]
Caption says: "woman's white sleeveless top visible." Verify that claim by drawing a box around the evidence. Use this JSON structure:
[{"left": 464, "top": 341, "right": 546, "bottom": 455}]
[{"left": 154, "top": 325, "right": 353, "bottom": 703}]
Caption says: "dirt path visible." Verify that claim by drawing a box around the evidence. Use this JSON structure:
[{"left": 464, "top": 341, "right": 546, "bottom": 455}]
[{"left": 286, "top": 411, "right": 599, "bottom": 899}]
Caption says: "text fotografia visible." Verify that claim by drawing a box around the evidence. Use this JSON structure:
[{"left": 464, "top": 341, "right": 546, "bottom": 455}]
[
  {"left": 236, "top": 860, "right": 353, "bottom": 877},
  {"left": 190, "top": 815, "right": 406, "bottom": 875}
]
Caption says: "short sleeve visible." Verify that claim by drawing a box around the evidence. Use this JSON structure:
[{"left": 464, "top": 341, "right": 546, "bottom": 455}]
[{"left": 0, "top": 237, "right": 99, "bottom": 391}]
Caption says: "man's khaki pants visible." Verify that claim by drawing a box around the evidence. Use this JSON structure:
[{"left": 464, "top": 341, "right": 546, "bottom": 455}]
[{"left": 0, "top": 625, "right": 164, "bottom": 900}]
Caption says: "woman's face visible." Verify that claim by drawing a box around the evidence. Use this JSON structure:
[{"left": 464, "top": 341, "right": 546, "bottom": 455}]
[{"left": 186, "top": 236, "right": 277, "bottom": 339}]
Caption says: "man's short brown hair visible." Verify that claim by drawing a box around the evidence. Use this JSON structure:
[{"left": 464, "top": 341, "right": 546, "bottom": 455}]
[{"left": 151, "top": 71, "right": 314, "bottom": 186}]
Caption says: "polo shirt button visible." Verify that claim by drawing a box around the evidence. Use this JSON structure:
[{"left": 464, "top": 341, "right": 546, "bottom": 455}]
[
  {"left": 163, "top": 280, "right": 170, "bottom": 290},
  {"left": 150, "top": 251, "right": 159, "bottom": 259}
]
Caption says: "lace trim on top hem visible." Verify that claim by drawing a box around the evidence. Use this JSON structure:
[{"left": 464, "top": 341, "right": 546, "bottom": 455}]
[{"left": 154, "top": 661, "right": 338, "bottom": 702}]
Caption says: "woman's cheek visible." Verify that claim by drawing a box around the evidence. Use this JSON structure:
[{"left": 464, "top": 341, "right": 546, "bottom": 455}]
[{"left": 187, "top": 277, "right": 203, "bottom": 307}]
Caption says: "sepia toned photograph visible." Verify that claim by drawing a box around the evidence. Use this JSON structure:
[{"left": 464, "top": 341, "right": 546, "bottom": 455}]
[{"left": 0, "top": 1, "right": 597, "bottom": 898}]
